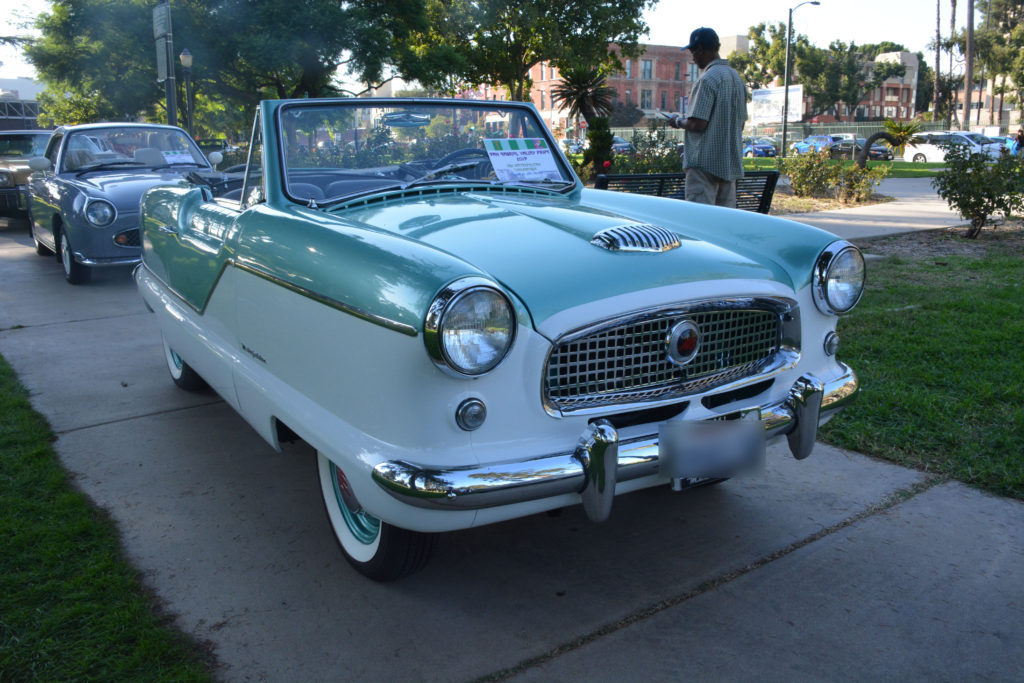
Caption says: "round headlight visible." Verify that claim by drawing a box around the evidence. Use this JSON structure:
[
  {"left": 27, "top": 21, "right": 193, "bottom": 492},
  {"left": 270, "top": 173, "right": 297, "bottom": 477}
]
[
  {"left": 813, "top": 241, "right": 865, "bottom": 315},
  {"left": 0, "top": 170, "right": 13, "bottom": 187},
  {"left": 85, "top": 200, "right": 116, "bottom": 227},
  {"left": 425, "top": 278, "right": 516, "bottom": 376}
]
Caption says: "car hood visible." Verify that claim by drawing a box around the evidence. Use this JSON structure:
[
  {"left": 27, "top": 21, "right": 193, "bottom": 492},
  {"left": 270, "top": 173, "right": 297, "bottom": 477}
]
[
  {"left": 334, "top": 191, "right": 784, "bottom": 327},
  {"left": 61, "top": 168, "right": 217, "bottom": 211}
]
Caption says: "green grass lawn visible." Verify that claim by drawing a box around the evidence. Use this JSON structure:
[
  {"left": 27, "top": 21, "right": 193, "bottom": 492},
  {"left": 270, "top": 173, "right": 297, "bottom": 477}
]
[
  {"left": 821, "top": 233, "right": 1024, "bottom": 499},
  {"left": 0, "top": 356, "right": 213, "bottom": 681},
  {"left": 743, "top": 157, "right": 945, "bottom": 178}
]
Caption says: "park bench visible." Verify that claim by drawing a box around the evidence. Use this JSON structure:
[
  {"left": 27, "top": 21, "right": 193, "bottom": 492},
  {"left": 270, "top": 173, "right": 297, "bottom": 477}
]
[{"left": 594, "top": 170, "right": 781, "bottom": 214}]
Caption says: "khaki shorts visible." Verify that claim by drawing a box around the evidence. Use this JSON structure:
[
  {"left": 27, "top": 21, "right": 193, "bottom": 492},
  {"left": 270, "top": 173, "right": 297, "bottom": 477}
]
[{"left": 685, "top": 168, "right": 737, "bottom": 208}]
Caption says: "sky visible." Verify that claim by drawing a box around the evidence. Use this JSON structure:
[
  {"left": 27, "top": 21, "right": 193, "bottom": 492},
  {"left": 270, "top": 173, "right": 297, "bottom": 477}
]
[{"left": 1, "top": 0, "right": 972, "bottom": 82}]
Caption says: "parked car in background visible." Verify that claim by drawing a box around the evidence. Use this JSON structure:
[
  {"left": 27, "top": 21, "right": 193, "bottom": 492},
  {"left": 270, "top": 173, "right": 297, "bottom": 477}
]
[
  {"left": 560, "top": 137, "right": 585, "bottom": 154},
  {"left": 0, "top": 130, "right": 51, "bottom": 220},
  {"left": 829, "top": 133, "right": 855, "bottom": 143},
  {"left": 790, "top": 135, "right": 835, "bottom": 155},
  {"left": 829, "top": 138, "right": 894, "bottom": 161},
  {"left": 905, "top": 131, "right": 1003, "bottom": 163},
  {"left": 28, "top": 122, "right": 226, "bottom": 284},
  {"left": 742, "top": 137, "right": 777, "bottom": 157},
  {"left": 196, "top": 138, "right": 239, "bottom": 155},
  {"left": 135, "top": 97, "right": 863, "bottom": 581},
  {"left": 611, "top": 135, "right": 635, "bottom": 154}
]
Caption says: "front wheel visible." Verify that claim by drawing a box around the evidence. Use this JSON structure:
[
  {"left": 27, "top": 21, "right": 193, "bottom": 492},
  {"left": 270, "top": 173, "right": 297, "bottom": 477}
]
[
  {"left": 317, "top": 452, "right": 437, "bottom": 581},
  {"left": 59, "top": 231, "right": 91, "bottom": 284},
  {"left": 912, "top": 153, "right": 926, "bottom": 163},
  {"left": 162, "top": 335, "right": 206, "bottom": 391}
]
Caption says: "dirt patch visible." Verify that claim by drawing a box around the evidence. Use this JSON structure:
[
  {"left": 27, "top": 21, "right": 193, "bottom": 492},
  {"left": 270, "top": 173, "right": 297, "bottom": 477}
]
[
  {"left": 852, "top": 220, "right": 1024, "bottom": 259},
  {"left": 769, "top": 184, "right": 895, "bottom": 216}
]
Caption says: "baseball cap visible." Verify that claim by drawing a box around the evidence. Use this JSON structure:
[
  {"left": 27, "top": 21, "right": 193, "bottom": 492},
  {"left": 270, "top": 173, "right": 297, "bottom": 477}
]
[{"left": 682, "top": 27, "right": 720, "bottom": 52}]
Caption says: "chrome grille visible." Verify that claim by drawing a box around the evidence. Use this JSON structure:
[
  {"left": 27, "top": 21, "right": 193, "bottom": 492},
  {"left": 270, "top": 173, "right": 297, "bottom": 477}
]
[{"left": 545, "top": 306, "right": 782, "bottom": 413}]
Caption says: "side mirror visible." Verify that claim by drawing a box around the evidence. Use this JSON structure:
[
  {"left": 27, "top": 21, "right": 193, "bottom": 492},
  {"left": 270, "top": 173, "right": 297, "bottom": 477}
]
[
  {"left": 208, "top": 151, "right": 223, "bottom": 167},
  {"left": 29, "top": 157, "right": 52, "bottom": 172}
]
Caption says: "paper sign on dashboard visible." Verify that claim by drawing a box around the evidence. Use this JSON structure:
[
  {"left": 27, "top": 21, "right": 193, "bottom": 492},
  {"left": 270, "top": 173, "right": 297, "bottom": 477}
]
[{"left": 483, "top": 139, "right": 562, "bottom": 182}]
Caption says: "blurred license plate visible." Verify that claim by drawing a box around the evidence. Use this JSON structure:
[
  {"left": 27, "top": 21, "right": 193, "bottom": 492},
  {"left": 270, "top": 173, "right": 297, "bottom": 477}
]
[{"left": 658, "top": 414, "right": 765, "bottom": 480}]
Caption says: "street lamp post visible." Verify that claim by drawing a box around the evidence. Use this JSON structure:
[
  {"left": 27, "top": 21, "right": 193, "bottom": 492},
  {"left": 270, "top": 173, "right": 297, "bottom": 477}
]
[
  {"left": 781, "top": 0, "right": 820, "bottom": 158},
  {"left": 179, "top": 48, "right": 193, "bottom": 137}
]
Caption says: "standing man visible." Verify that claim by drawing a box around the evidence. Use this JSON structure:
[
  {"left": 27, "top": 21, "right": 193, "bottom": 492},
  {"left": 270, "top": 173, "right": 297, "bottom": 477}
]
[{"left": 668, "top": 28, "right": 748, "bottom": 208}]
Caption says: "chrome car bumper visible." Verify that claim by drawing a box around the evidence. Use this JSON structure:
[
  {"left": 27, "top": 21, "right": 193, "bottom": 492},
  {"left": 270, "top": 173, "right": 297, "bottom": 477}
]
[
  {"left": 73, "top": 252, "right": 142, "bottom": 268},
  {"left": 372, "top": 364, "right": 858, "bottom": 522}
]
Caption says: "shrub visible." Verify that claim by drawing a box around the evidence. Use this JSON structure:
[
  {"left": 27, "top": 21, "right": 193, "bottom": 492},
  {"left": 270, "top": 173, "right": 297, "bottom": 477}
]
[
  {"left": 775, "top": 152, "right": 837, "bottom": 197},
  {"left": 775, "top": 151, "right": 889, "bottom": 202},
  {"left": 612, "top": 128, "right": 683, "bottom": 174},
  {"left": 583, "top": 116, "right": 613, "bottom": 176},
  {"left": 932, "top": 146, "right": 1024, "bottom": 238}
]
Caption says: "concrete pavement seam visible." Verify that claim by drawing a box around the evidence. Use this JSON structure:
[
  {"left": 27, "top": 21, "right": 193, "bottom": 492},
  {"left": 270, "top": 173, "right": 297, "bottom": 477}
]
[
  {"left": 0, "top": 310, "right": 149, "bottom": 333},
  {"left": 54, "top": 398, "right": 225, "bottom": 437},
  {"left": 474, "top": 475, "right": 945, "bottom": 683}
]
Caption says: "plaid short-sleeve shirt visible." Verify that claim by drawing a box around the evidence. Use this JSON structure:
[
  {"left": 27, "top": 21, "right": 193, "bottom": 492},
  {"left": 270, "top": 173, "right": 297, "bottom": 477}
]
[{"left": 683, "top": 59, "right": 748, "bottom": 181}]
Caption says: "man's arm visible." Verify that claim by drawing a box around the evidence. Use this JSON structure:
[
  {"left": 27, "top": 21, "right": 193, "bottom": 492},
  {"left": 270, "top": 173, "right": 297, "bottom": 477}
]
[{"left": 668, "top": 115, "right": 708, "bottom": 132}]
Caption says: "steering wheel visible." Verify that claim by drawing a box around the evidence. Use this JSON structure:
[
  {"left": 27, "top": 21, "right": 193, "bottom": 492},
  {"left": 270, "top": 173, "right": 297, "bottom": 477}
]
[{"left": 432, "top": 147, "right": 494, "bottom": 180}]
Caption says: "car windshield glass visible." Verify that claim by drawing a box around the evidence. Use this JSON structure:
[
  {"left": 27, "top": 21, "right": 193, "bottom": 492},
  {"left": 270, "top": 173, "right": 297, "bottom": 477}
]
[
  {"left": 278, "top": 100, "right": 575, "bottom": 205},
  {"left": 62, "top": 126, "right": 207, "bottom": 172},
  {"left": 0, "top": 133, "right": 50, "bottom": 157}
]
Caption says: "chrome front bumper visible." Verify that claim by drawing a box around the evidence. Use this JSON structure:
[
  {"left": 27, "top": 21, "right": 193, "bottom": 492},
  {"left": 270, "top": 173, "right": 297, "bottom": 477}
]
[{"left": 372, "top": 364, "right": 858, "bottom": 522}]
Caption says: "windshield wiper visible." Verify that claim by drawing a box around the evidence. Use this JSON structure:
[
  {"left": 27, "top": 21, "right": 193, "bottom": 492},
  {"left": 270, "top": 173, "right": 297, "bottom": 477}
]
[
  {"left": 74, "top": 161, "right": 145, "bottom": 175},
  {"left": 400, "top": 160, "right": 484, "bottom": 189}
]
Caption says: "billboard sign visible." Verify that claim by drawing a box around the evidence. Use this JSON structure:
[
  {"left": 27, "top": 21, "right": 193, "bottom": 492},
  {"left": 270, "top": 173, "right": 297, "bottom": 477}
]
[{"left": 750, "top": 85, "right": 803, "bottom": 125}]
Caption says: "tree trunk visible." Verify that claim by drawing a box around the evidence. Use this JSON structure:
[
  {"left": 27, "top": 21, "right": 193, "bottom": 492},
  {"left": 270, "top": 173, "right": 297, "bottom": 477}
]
[
  {"left": 949, "top": 0, "right": 957, "bottom": 128},
  {"left": 964, "top": 0, "right": 974, "bottom": 130},
  {"left": 934, "top": 0, "right": 942, "bottom": 119}
]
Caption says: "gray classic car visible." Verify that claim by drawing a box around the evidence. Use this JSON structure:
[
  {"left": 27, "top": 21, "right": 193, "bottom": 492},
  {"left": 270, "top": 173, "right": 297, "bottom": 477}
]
[
  {"left": 28, "top": 122, "right": 224, "bottom": 284},
  {"left": 0, "top": 130, "right": 51, "bottom": 220},
  {"left": 137, "top": 98, "right": 863, "bottom": 580}
]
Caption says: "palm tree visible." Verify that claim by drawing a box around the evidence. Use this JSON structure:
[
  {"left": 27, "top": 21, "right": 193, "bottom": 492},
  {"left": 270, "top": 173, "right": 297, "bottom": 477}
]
[{"left": 550, "top": 66, "right": 615, "bottom": 127}]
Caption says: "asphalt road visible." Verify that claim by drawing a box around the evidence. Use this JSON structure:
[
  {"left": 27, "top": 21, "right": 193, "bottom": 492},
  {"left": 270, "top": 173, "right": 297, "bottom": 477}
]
[{"left": 1, "top": 209, "right": 1021, "bottom": 682}]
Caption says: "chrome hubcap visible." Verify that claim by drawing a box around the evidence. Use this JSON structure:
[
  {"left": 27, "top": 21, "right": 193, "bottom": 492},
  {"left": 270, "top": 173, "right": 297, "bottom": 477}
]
[{"left": 330, "top": 463, "right": 379, "bottom": 545}]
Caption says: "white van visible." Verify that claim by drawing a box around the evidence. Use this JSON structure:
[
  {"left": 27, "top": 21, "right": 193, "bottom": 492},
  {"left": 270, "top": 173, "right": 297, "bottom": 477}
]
[{"left": 906, "top": 131, "right": 1002, "bottom": 162}]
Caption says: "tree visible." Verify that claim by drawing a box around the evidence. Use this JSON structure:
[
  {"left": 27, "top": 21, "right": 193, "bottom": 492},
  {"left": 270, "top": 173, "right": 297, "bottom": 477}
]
[
  {"left": 797, "top": 41, "right": 905, "bottom": 121},
  {"left": 399, "top": 0, "right": 653, "bottom": 102},
  {"left": 729, "top": 22, "right": 808, "bottom": 92},
  {"left": 25, "top": 0, "right": 425, "bottom": 126},
  {"left": 550, "top": 66, "right": 615, "bottom": 126}
]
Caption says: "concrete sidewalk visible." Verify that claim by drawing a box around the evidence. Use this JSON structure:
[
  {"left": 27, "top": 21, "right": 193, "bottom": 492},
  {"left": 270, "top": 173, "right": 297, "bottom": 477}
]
[
  {"left": 785, "top": 176, "right": 971, "bottom": 241},
  {"left": 1, "top": 182, "right": 1021, "bottom": 682}
]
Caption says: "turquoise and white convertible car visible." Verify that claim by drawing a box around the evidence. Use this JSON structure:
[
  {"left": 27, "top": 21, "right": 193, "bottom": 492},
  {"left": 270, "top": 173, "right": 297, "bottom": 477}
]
[{"left": 136, "top": 98, "right": 863, "bottom": 580}]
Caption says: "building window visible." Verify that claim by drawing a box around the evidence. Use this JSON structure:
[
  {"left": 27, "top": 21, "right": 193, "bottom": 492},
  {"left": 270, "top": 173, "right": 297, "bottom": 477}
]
[
  {"left": 661, "top": 91, "right": 667, "bottom": 109},
  {"left": 626, "top": 90, "right": 632, "bottom": 105},
  {"left": 641, "top": 90, "right": 652, "bottom": 109},
  {"left": 540, "top": 91, "right": 545, "bottom": 110},
  {"left": 641, "top": 59, "right": 653, "bottom": 80},
  {"left": 625, "top": 60, "right": 632, "bottom": 78},
  {"left": 675, "top": 62, "right": 680, "bottom": 80},
  {"left": 539, "top": 63, "right": 545, "bottom": 80},
  {"left": 688, "top": 63, "right": 699, "bottom": 81}
]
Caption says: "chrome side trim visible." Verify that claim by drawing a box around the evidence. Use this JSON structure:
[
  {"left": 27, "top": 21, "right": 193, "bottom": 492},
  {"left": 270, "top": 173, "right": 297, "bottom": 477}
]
[
  {"left": 138, "top": 259, "right": 418, "bottom": 337},
  {"left": 373, "top": 363, "right": 859, "bottom": 512}
]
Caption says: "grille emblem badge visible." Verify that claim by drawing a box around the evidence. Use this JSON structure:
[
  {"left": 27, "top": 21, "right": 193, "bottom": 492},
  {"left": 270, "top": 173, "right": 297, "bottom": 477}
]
[{"left": 666, "top": 319, "right": 700, "bottom": 366}]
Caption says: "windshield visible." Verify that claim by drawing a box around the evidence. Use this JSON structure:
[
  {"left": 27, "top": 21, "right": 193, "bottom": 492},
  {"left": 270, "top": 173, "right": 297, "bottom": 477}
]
[
  {"left": 0, "top": 132, "right": 50, "bottom": 158},
  {"left": 277, "top": 100, "right": 574, "bottom": 205},
  {"left": 62, "top": 126, "right": 208, "bottom": 172}
]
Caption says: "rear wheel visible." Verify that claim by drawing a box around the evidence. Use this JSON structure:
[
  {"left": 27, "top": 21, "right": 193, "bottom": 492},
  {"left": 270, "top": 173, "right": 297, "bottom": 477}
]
[
  {"left": 912, "top": 153, "right": 926, "bottom": 163},
  {"left": 59, "top": 230, "right": 91, "bottom": 284},
  {"left": 162, "top": 335, "right": 206, "bottom": 391},
  {"left": 317, "top": 452, "right": 437, "bottom": 581}
]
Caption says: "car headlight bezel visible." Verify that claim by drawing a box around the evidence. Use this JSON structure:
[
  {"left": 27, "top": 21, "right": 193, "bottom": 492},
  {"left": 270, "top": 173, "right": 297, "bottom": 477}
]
[
  {"left": 424, "top": 277, "right": 517, "bottom": 377},
  {"left": 84, "top": 199, "right": 117, "bottom": 227},
  {"left": 813, "top": 240, "right": 866, "bottom": 315}
]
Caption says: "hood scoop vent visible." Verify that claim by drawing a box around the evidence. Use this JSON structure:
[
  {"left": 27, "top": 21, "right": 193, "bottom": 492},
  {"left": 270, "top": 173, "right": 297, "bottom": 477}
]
[{"left": 590, "top": 224, "right": 681, "bottom": 253}]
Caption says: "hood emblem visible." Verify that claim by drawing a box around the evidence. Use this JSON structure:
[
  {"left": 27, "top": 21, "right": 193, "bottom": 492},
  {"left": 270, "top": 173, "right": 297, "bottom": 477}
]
[
  {"left": 590, "top": 224, "right": 681, "bottom": 253},
  {"left": 666, "top": 319, "right": 701, "bottom": 366}
]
